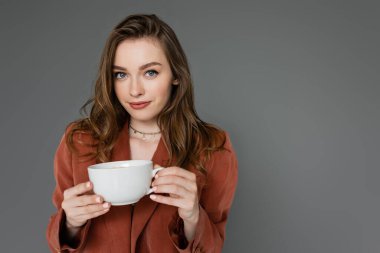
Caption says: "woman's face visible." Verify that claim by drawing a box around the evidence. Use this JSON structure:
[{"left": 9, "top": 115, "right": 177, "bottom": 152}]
[{"left": 113, "top": 37, "right": 178, "bottom": 127}]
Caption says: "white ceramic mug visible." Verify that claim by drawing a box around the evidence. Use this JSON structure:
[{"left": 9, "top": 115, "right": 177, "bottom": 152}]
[{"left": 87, "top": 160, "right": 163, "bottom": 206}]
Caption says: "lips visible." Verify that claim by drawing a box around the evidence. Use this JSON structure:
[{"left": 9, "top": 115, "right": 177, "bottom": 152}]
[{"left": 129, "top": 101, "right": 150, "bottom": 109}]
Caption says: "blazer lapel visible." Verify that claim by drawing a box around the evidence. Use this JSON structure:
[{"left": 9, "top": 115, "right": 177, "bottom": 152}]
[
  {"left": 111, "top": 120, "right": 171, "bottom": 252},
  {"left": 131, "top": 135, "right": 171, "bottom": 252}
]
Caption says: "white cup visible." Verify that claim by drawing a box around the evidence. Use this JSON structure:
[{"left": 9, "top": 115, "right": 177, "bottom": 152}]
[{"left": 87, "top": 160, "right": 163, "bottom": 206}]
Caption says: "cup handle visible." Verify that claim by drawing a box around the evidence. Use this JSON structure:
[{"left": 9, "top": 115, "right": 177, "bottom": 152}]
[{"left": 147, "top": 167, "right": 164, "bottom": 194}]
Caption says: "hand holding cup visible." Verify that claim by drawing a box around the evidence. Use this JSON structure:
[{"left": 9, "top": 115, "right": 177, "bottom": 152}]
[{"left": 61, "top": 181, "right": 110, "bottom": 230}]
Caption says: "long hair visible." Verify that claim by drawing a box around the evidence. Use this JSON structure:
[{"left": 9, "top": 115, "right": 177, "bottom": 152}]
[{"left": 66, "top": 14, "right": 226, "bottom": 174}]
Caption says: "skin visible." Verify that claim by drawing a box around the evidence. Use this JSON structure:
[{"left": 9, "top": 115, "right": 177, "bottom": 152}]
[
  {"left": 63, "top": 37, "right": 199, "bottom": 243},
  {"left": 62, "top": 182, "right": 110, "bottom": 239},
  {"left": 150, "top": 165, "right": 200, "bottom": 241},
  {"left": 113, "top": 37, "right": 178, "bottom": 133}
]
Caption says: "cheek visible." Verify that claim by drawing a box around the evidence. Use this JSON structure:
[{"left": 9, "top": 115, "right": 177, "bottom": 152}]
[
  {"left": 114, "top": 84, "right": 127, "bottom": 100},
  {"left": 158, "top": 85, "right": 172, "bottom": 104}
]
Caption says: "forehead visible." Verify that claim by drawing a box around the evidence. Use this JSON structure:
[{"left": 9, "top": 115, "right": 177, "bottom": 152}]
[{"left": 114, "top": 37, "right": 168, "bottom": 67}]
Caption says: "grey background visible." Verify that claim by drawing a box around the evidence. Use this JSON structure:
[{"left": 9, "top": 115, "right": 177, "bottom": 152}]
[{"left": 0, "top": 0, "right": 379, "bottom": 252}]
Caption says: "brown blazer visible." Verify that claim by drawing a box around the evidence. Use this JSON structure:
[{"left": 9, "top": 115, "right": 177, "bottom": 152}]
[{"left": 46, "top": 121, "right": 238, "bottom": 253}]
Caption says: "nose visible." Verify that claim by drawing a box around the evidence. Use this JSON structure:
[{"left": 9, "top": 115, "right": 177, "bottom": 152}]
[{"left": 129, "top": 77, "right": 144, "bottom": 97}]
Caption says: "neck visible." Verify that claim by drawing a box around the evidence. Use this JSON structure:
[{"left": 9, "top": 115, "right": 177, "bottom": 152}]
[
  {"left": 128, "top": 120, "right": 161, "bottom": 142},
  {"left": 129, "top": 119, "right": 160, "bottom": 133}
]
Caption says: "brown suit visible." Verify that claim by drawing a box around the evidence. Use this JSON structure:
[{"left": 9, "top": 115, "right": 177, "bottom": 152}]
[{"left": 46, "top": 121, "right": 238, "bottom": 252}]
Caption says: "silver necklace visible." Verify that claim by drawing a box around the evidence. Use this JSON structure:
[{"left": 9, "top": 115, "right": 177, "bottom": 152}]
[{"left": 129, "top": 124, "right": 161, "bottom": 141}]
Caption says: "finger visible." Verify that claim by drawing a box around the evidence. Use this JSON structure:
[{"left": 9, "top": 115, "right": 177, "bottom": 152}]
[
  {"left": 169, "top": 193, "right": 181, "bottom": 198},
  {"left": 150, "top": 194, "right": 186, "bottom": 209},
  {"left": 63, "top": 194, "right": 103, "bottom": 209},
  {"left": 76, "top": 206, "right": 111, "bottom": 221},
  {"left": 156, "top": 167, "right": 196, "bottom": 181},
  {"left": 70, "top": 202, "right": 111, "bottom": 217},
  {"left": 152, "top": 175, "right": 196, "bottom": 193},
  {"left": 153, "top": 164, "right": 162, "bottom": 169},
  {"left": 63, "top": 181, "right": 92, "bottom": 199},
  {"left": 152, "top": 184, "right": 191, "bottom": 198}
]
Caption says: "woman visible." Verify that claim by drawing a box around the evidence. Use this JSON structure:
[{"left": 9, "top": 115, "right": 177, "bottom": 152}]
[{"left": 46, "top": 14, "right": 238, "bottom": 253}]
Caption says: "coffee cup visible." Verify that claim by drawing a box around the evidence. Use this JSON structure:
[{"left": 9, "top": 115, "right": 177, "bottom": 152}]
[{"left": 87, "top": 160, "right": 162, "bottom": 206}]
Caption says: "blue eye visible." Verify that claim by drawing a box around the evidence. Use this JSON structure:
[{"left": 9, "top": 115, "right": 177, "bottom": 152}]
[
  {"left": 114, "top": 72, "right": 126, "bottom": 79},
  {"left": 146, "top": 70, "right": 158, "bottom": 77}
]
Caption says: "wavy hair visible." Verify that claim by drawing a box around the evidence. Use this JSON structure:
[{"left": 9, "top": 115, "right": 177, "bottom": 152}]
[{"left": 66, "top": 14, "right": 226, "bottom": 174}]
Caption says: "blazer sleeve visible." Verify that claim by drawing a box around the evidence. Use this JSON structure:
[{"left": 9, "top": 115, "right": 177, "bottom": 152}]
[
  {"left": 46, "top": 127, "right": 92, "bottom": 252},
  {"left": 169, "top": 132, "right": 239, "bottom": 252}
]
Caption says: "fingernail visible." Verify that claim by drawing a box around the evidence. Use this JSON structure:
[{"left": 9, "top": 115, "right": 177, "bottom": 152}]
[
  {"left": 152, "top": 187, "right": 157, "bottom": 192},
  {"left": 103, "top": 202, "right": 109, "bottom": 208},
  {"left": 96, "top": 197, "right": 101, "bottom": 203},
  {"left": 86, "top": 182, "right": 91, "bottom": 188},
  {"left": 155, "top": 174, "right": 159, "bottom": 179},
  {"left": 150, "top": 195, "right": 156, "bottom": 200}
]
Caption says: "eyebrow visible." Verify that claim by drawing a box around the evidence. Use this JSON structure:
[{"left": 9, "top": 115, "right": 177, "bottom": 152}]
[{"left": 112, "top": 62, "right": 162, "bottom": 71}]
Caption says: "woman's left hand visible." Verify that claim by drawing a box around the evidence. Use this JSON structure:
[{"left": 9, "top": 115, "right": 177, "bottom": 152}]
[{"left": 150, "top": 165, "right": 199, "bottom": 224}]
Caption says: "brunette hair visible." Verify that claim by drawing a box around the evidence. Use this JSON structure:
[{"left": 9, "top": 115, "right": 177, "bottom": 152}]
[{"left": 66, "top": 14, "right": 226, "bottom": 173}]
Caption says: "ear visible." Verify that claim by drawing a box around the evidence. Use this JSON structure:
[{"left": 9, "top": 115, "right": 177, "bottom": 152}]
[{"left": 173, "top": 79, "right": 179, "bottom": 85}]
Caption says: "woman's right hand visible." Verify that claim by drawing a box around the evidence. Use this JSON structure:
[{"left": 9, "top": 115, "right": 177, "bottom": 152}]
[{"left": 62, "top": 181, "right": 111, "bottom": 229}]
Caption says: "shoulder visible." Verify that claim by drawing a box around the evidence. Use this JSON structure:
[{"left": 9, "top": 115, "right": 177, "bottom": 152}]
[
  {"left": 201, "top": 130, "right": 238, "bottom": 198},
  {"left": 222, "top": 131, "right": 235, "bottom": 153},
  {"left": 210, "top": 130, "right": 236, "bottom": 159},
  {"left": 59, "top": 121, "right": 97, "bottom": 155},
  {"left": 206, "top": 130, "right": 238, "bottom": 175}
]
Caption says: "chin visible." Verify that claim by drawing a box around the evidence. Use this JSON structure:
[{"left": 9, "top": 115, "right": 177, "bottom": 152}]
[{"left": 128, "top": 113, "right": 158, "bottom": 123}]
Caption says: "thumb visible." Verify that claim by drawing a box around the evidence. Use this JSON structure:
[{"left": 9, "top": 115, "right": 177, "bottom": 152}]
[
  {"left": 153, "top": 163, "right": 164, "bottom": 178},
  {"left": 153, "top": 163, "right": 162, "bottom": 169}
]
